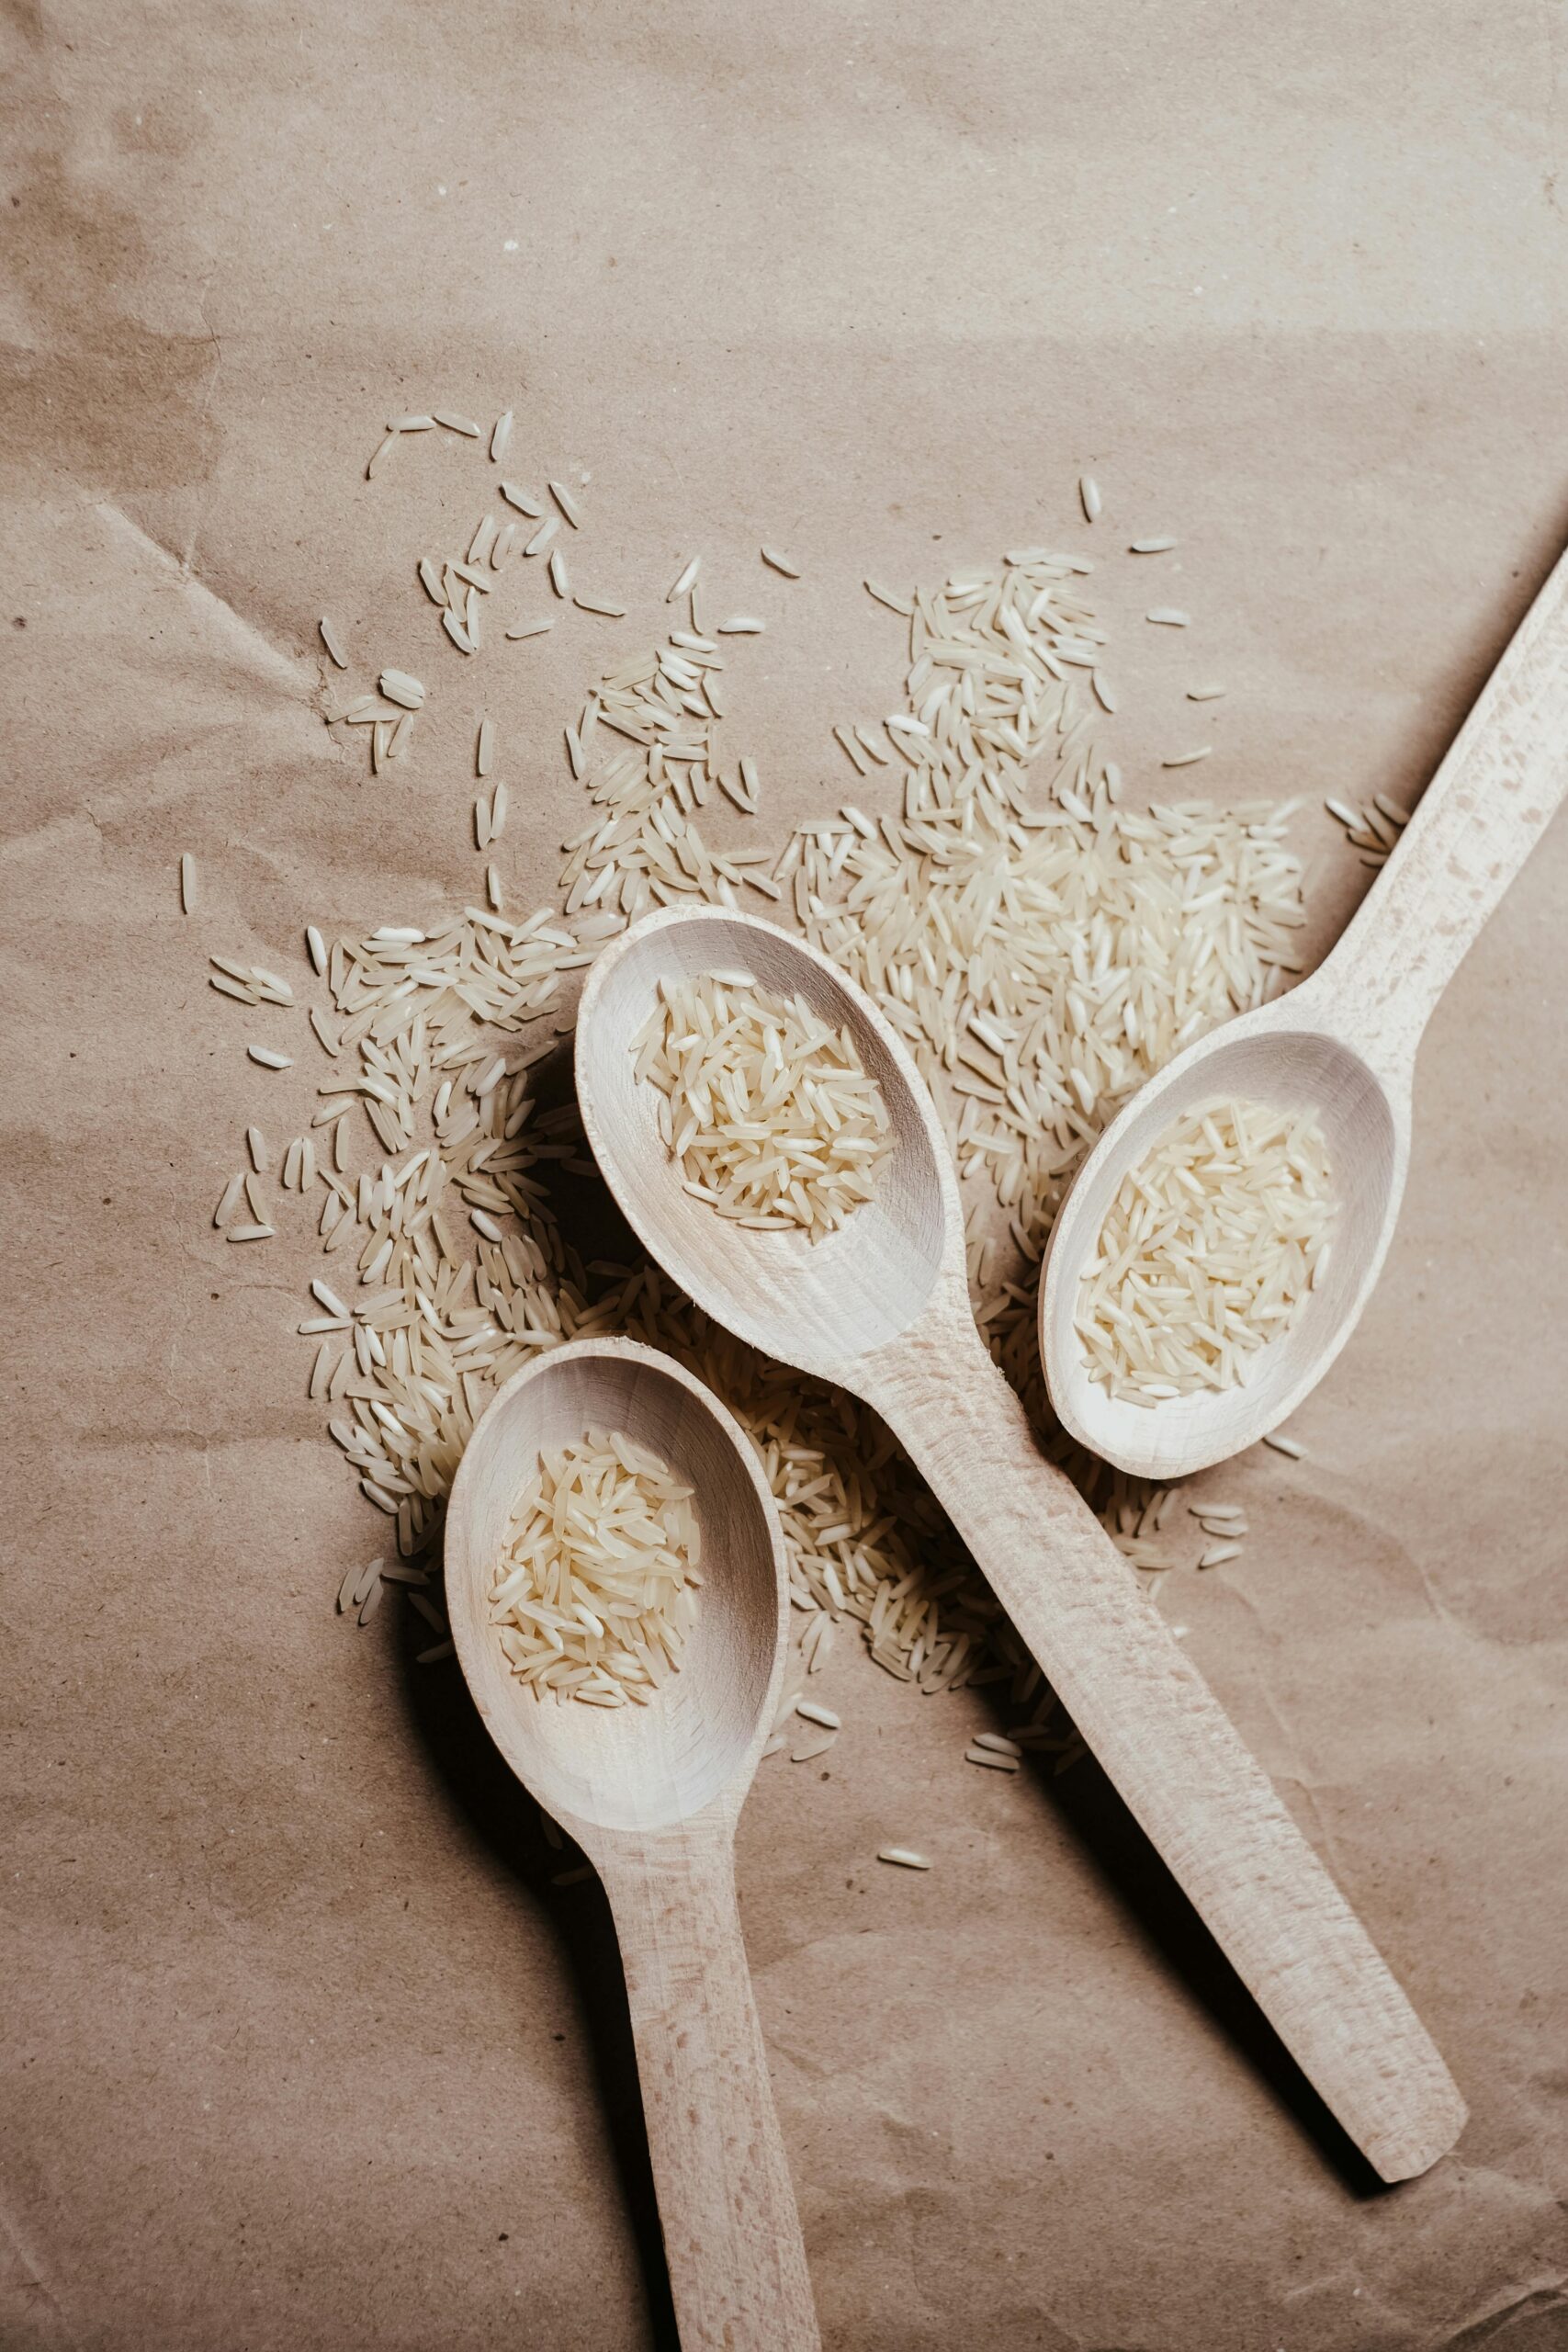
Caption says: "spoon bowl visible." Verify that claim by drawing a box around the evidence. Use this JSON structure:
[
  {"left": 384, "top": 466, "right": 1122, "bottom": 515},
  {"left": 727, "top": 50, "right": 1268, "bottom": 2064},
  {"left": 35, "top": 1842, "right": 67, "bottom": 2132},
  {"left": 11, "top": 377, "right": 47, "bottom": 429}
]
[
  {"left": 445, "top": 1335, "right": 820, "bottom": 2351},
  {"left": 1042, "top": 536, "right": 1568, "bottom": 1479},
  {"left": 576, "top": 905, "right": 1464, "bottom": 2185},
  {"left": 1041, "top": 1006, "right": 1406, "bottom": 1480},
  {"left": 577, "top": 905, "right": 948, "bottom": 1374},
  {"left": 446, "top": 1335, "right": 786, "bottom": 1834}
]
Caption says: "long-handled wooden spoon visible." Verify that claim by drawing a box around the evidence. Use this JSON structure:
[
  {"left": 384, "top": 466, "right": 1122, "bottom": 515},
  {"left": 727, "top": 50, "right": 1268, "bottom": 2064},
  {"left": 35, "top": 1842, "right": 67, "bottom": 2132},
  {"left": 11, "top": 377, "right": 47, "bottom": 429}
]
[
  {"left": 446, "top": 1336, "right": 821, "bottom": 2352},
  {"left": 1041, "top": 545, "right": 1568, "bottom": 1479},
  {"left": 576, "top": 906, "right": 1465, "bottom": 2184}
]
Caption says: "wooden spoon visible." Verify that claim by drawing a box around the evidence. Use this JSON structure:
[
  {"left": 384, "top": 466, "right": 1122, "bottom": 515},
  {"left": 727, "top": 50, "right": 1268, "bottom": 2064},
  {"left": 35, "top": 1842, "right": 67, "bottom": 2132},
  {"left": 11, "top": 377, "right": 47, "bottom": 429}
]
[
  {"left": 445, "top": 1335, "right": 820, "bottom": 2352},
  {"left": 1042, "top": 545, "right": 1568, "bottom": 1479},
  {"left": 576, "top": 905, "right": 1465, "bottom": 2183}
]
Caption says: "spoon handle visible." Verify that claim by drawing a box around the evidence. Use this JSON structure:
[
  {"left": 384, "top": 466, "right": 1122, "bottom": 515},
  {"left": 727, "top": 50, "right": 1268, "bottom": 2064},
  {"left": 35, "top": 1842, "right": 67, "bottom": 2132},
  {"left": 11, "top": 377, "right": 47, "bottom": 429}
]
[
  {"left": 861, "top": 1303, "right": 1466, "bottom": 2184},
  {"left": 596, "top": 1826, "right": 821, "bottom": 2352},
  {"left": 1316, "top": 542, "right": 1568, "bottom": 1065}
]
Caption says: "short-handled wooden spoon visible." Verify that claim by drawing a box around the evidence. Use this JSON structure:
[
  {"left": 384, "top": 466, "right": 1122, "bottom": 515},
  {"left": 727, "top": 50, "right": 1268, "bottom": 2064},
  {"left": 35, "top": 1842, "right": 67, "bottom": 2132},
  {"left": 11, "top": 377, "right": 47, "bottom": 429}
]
[
  {"left": 577, "top": 905, "right": 1465, "bottom": 2184},
  {"left": 1041, "top": 544, "right": 1568, "bottom": 1480},
  {"left": 445, "top": 1335, "right": 820, "bottom": 2352}
]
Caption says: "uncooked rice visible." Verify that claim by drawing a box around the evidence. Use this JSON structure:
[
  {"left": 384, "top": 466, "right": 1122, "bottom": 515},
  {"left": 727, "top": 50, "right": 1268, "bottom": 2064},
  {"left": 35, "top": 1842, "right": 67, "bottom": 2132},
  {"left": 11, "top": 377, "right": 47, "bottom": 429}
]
[
  {"left": 1076, "top": 1100, "right": 1337, "bottom": 1404},
  {"left": 490, "top": 1430, "right": 701, "bottom": 1705},
  {"left": 220, "top": 440, "right": 1330, "bottom": 1798},
  {"left": 632, "top": 970, "right": 895, "bottom": 1240}
]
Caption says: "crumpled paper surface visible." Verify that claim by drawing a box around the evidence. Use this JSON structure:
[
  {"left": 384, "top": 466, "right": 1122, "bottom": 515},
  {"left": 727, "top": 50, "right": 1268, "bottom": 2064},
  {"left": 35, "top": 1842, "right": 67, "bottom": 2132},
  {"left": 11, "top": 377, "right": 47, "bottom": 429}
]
[{"left": 3, "top": 4, "right": 1566, "bottom": 2346}]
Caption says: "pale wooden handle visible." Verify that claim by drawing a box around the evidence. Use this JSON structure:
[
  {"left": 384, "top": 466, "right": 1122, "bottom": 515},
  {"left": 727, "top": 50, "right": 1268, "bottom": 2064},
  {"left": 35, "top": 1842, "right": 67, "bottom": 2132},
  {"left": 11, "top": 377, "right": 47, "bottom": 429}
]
[
  {"left": 1320, "top": 543, "right": 1568, "bottom": 1057},
  {"left": 598, "top": 1833, "right": 820, "bottom": 2352},
  {"left": 863, "top": 1307, "right": 1465, "bottom": 2182}
]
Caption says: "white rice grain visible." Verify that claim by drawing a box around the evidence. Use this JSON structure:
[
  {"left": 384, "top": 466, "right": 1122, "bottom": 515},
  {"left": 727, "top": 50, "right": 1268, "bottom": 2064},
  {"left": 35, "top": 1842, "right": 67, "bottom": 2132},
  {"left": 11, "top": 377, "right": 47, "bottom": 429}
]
[
  {"left": 633, "top": 970, "right": 893, "bottom": 1241},
  {"left": 490, "top": 1431, "right": 701, "bottom": 1705},
  {"left": 1077, "top": 1101, "right": 1336, "bottom": 1405}
]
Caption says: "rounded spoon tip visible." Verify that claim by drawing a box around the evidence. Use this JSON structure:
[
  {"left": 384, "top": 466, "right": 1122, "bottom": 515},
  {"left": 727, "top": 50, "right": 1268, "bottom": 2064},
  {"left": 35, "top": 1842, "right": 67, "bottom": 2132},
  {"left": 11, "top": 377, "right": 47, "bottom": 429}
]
[
  {"left": 576, "top": 905, "right": 960, "bottom": 1381},
  {"left": 445, "top": 1334, "right": 789, "bottom": 1838},
  {"left": 1041, "top": 1007, "right": 1411, "bottom": 1480}
]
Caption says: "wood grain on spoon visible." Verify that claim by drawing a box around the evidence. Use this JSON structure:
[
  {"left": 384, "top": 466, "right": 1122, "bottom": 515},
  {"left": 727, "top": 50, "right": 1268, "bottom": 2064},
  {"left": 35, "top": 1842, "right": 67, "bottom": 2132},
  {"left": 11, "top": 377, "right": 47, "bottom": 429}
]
[
  {"left": 446, "top": 1338, "right": 821, "bottom": 2352},
  {"left": 576, "top": 908, "right": 1466, "bottom": 2184}
]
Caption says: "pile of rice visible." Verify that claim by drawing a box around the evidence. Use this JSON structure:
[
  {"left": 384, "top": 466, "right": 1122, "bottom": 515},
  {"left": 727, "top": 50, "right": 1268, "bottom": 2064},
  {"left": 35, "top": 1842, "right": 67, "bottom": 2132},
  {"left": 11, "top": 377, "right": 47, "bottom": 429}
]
[
  {"left": 1076, "top": 1100, "right": 1336, "bottom": 1403},
  {"left": 632, "top": 969, "right": 894, "bottom": 1238},
  {"left": 491, "top": 1430, "right": 701, "bottom": 1704},
  {"left": 222, "top": 482, "right": 1319, "bottom": 1724},
  {"left": 784, "top": 552, "right": 1307, "bottom": 1421}
]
